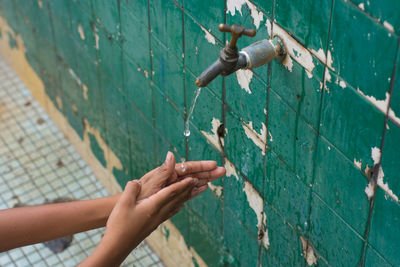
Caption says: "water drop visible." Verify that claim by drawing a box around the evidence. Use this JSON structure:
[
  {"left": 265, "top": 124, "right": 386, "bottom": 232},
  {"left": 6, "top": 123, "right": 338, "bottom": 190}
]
[
  {"left": 183, "top": 129, "right": 191, "bottom": 137},
  {"left": 181, "top": 158, "right": 186, "bottom": 172}
]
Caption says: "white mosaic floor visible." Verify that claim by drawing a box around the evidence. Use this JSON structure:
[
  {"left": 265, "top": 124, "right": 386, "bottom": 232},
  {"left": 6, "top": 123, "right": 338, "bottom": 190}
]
[{"left": 0, "top": 57, "right": 164, "bottom": 267}]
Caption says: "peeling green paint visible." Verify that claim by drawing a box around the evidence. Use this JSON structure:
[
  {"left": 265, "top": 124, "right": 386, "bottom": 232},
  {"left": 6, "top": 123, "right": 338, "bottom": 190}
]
[
  {"left": 1, "top": 0, "right": 399, "bottom": 266},
  {"left": 88, "top": 132, "right": 106, "bottom": 167},
  {"left": 7, "top": 31, "right": 16, "bottom": 48}
]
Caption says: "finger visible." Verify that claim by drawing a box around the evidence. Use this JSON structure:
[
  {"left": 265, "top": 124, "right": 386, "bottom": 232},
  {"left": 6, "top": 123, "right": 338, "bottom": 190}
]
[
  {"left": 164, "top": 182, "right": 194, "bottom": 209},
  {"left": 159, "top": 185, "right": 193, "bottom": 221},
  {"left": 179, "top": 167, "right": 226, "bottom": 184},
  {"left": 150, "top": 177, "right": 197, "bottom": 208},
  {"left": 175, "top": 161, "right": 217, "bottom": 176},
  {"left": 190, "top": 184, "right": 208, "bottom": 200},
  {"left": 120, "top": 180, "right": 142, "bottom": 206},
  {"left": 158, "top": 151, "right": 176, "bottom": 180}
]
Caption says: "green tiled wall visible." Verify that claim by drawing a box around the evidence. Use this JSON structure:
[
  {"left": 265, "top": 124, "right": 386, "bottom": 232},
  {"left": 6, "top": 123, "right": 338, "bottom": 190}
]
[{"left": 0, "top": 0, "right": 399, "bottom": 266}]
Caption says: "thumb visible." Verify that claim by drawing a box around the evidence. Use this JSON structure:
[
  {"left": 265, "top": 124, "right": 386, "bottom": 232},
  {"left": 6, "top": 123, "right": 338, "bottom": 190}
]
[
  {"left": 121, "top": 180, "right": 142, "bottom": 206},
  {"left": 159, "top": 151, "right": 175, "bottom": 176}
]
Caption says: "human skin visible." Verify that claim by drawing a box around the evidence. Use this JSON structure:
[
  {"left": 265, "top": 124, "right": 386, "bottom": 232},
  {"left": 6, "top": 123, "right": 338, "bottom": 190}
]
[
  {"left": 0, "top": 151, "right": 225, "bottom": 252},
  {"left": 79, "top": 178, "right": 198, "bottom": 267}
]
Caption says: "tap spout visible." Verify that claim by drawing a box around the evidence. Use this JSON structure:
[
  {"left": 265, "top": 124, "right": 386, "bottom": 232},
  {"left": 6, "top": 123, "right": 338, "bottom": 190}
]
[{"left": 195, "top": 52, "right": 247, "bottom": 88}]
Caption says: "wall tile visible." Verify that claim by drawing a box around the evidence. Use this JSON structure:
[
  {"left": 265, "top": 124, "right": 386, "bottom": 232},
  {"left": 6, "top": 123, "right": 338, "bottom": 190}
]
[
  {"left": 329, "top": 0, "right": 398, "bottom": 100},
  {"left": 265, "top": 151, "right": 311, "bottom": 234},
  {"left": 308, "top": 193, "right": 365, "bottom": 266},
  {"left": 368, "top": 188, "right": 400, "bottom": 266},
  {"left": 320, "top": 70, "right": 385, "bottom": 166},
  {"left": 149, "top": 0, "right": 183, "bottom": 60},
  {"left": 225, "top": 111, "right": 265, "bottom": 192},
  {"left": 313, "top": 136, "right": 369, "bottom": 235},
  {"left": 268, "top": 89, "right": 317, "bottom": 185},
  {"left": 350, "top": 0, "right": 400, "bottom": 35},
  {"left": 275, "top": 0, "right": 332, "bottom": 52}
]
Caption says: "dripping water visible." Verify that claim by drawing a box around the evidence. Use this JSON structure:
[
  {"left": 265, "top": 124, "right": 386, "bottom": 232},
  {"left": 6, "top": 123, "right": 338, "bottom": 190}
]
[{"left": 183, "top": 87, "right": 202, "bottom": 137}]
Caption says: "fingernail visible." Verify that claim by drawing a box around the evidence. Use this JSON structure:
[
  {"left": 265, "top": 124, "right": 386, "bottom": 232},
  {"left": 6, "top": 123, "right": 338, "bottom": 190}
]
[{"left": 165, "top": 151, "right": 172, "bottom": 163}]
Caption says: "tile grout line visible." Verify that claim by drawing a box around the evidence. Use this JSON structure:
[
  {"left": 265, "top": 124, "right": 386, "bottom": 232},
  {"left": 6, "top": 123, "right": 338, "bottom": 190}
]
[
  {"left": 302, "top": 0, "right": 335, "bottom": 265},
  {"left": 146, "top": 0, "right": 159, "bottom": 163},
  {"left": 259, "top": 0, "right": 275, "bottom": 264},
  {"left": 117, "top": 0, "right": 134, "bottom": 179},
  {"left": 359, "top": 36, "right": 400, "bottom": 267},
  {"left": 221, "top": 0, "right": 227, "bottom": 262}
]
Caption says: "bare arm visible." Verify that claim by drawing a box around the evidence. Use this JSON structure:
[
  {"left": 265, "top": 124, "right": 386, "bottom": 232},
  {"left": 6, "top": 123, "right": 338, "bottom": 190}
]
[
  {"left": 0, "top": 193, "right": 121, "bottom": 252},
  {"left": 79, "top": 179, "right": 197, "bottom": 267},
  {"left": 0, "top": 151, "right": 225, "bottom": 253}
]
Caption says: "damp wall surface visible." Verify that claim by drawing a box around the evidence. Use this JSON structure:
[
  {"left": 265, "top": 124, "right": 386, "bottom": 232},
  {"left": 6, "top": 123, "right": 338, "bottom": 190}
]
[{"left": 0, "top": 0, "right": 399, "bottom": 266}]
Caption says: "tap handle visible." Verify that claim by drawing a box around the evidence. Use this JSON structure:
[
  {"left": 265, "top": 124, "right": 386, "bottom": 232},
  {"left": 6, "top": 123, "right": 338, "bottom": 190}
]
[{"left": 218, "top": 23, "right": 256, "bottom": 49}]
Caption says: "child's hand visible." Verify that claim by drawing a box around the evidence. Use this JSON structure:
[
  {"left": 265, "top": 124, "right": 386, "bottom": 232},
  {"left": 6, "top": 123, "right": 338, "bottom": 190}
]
[
  {"left": 81, "top": 178, "right": 198, "bottom": 267},
  {"left": 138, "top": 152, "right": 225, "bottom": 200}
]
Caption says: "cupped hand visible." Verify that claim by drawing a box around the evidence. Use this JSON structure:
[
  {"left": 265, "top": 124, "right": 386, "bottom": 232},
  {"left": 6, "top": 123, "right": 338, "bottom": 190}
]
[
  {"left": 82, "top": 178, "right": 199, "bottom": 267},
  {"left": 138, "top": 152, "right": 225, "bottom": 201},
  {"left": 96, "top": 178, "right": 198, "bottom": 266}
]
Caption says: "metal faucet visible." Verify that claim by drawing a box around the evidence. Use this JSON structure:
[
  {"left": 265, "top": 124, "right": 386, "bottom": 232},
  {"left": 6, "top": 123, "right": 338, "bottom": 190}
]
[{"left": 196, "top": 23, "right": 285, "bottom": 88}]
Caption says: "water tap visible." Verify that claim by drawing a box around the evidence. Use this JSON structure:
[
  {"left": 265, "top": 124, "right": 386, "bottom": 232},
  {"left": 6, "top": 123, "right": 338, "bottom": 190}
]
[{"left": 195, "top": 23, "right": 286, "bottom": 87}]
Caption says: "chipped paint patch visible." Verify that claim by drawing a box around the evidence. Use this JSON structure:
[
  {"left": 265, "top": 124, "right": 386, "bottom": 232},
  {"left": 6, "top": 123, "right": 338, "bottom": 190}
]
[
  {"left": 383, "top": 21, "right": 394, "bottom": 33},
  {"left": 226, "top": 0, "right": 263, "bottom": 28},
  {"left": 246, "top": 1, "right": 263, "bottom": 29},
  {"left": 339, "top": 80, "right": 346, "bottom": 88},
  {"left": 268, "top": 131, "right": 273, "bottom": 142},
  {"left": 94, "top": 26, "right": 99, "bottom": 50},
  {"left": 371, "top": 147, "right": 381, "bottom": 164},
  {"left": 83, "top": 84, "right": 88, "bottom": 100},
  {"left": 324, "top": 68, "right": 331, "bottom": 83},
  {"left": 242, "top": 121, "right": 267, "bottom": 155},
  {"left": 224, "top": 159, "right": 239, "bottom": 181},
  {"left": 236, "top": 69, "right": 253, "bottom": 94},
  {"left": 37, "top": 0, "right": 43, "bottom": 8},
  {"left": 244, "top": 180, "right": 269, "bottom": 249},
  {"left": 208, "top": 182, "right": 223, "bottom": 197},
  {"left": 357, "top": 89, "right": 400, "bottom": 126},
  {"left": 200, "top": 26, "right": 216, "bottom": 45},
  {"left": 364, "top": 182, "right": 374, "bottom": 200},
  {"left": 354, "top": 159, "right": 362, "bottom": 170},
  {"left": 358, "top": 3, "right": 365, "bottom": 11},
  {"left": 310, "top": 48, "right": 334, "bottom": 70},
  {"left": 300, "top": 236, "right": 318, "bottom": 266},
  {"left": 77, "top": 23, "right": 85, "bottom": 40},
  {"left": 376, "top": 166, "right": 399, "bottom": 202},
  {"left": 69, "top": 68, "right": 82, "bottom": 86},
  {"left": 83, "top": 118, "right": 123, "bottom": 173},
  {"left": 72, "top": 104, "right": 78, "bottom": 113},
  {"left": 364, "top": 147, "right": 399, "bottom": 202},
  {"left": 200, "top": 117, "right": 224, "bottom": 152},
  {"left": 266, "top": 19, "right": 315, "bottom": 76},
  {"left": 226, "top": 0, "right": 246, "bottom": 16},
  {"left": 56, "top": 96, "right": 63, "bottom": 109}
]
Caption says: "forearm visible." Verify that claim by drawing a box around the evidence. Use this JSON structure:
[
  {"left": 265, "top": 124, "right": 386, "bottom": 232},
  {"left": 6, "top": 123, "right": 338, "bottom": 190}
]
[
  {"left": 78, "top": 234, "right": 136, "bottom": 267},
  {"left": 0, "top": 193, "right": 121, "bottom": 252}
]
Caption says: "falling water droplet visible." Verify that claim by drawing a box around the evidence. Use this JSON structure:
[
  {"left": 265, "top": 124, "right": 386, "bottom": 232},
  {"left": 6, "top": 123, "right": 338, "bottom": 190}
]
[
  {"left": 183, "top": 87, "right": 202, "bottom": 138},
  {"left": 181, "top": 158, "right": 186, "bottom": 172},
  {"left": 183, "top": 129, "right": 191, "bottom": 137}
]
